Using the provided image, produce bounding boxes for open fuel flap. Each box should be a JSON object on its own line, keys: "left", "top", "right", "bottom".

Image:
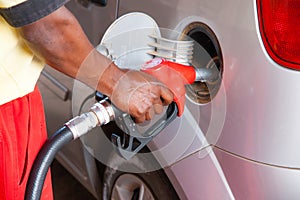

{"left": 97, "top": 12, "right": 194, "bottom": 68}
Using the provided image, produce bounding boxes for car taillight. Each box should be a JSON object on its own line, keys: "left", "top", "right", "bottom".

{"left": 257, "top": 0, "right": 300, "bottom": 70}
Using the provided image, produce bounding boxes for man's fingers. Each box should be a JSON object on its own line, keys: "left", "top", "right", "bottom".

{"left": 153, "top": 103, "right": 163, "bottom": 114}
{"left": 160, "top": 85, "right": 174, "bottom": 106}
{"left": 112, "top": 70, "right": 175, "bottom": 124}
{"left": 145, "top": 108, "right": 155, "bottom": 121}
{"left": 135, "top": 115, "right": 146, "bottom": 123}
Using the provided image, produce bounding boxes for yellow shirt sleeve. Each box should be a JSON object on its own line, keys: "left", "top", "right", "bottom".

{"left": 0, "top": 0, "right": 27, "bottom": 8}
{"left": 0, "top": 17, "right": 44, "bottom": 105}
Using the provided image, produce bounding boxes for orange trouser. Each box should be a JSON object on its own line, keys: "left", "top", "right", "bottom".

{"left": 0, "top": 87, "right": 53, "bottom": 200}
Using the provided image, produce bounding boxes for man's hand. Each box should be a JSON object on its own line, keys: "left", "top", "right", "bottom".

{"left": 111, "top": 70, "right": 173, "bottom": 123}
{"left": 96, "top": 62, "right": 173, "bottom": 123}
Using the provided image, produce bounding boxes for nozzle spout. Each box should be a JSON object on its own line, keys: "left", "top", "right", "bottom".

{"left": 194, "top": 67, "right": 221, "bottom": 84}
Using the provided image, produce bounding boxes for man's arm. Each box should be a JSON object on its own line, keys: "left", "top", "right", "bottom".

{"left": 18, "top": 6, "right": 120, "bottom": 96}
{"left": 18, "top": 6, "right": 173, "bottom": 122}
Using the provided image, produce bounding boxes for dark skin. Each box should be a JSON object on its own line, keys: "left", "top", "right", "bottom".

{"left": 18, "top": 6, "right": 173, "bottom": 123}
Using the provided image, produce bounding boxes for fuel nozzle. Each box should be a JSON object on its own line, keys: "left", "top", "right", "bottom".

{"left": 141, "top": 58, "right": 220, "bottom": 116}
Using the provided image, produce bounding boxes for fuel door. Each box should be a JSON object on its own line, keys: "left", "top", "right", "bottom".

{"left": 98, "top": 12, "right": 194, "bottom": 69}
{"left": 98, "top": 12, "right": 161, "bottom": 69}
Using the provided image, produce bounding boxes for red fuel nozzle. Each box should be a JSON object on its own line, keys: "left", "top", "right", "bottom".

{"left": 141, "top": 58, "right": 196, "bottom": 116}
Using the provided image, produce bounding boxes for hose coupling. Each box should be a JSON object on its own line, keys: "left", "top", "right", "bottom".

{"left": 66, "top": 100, "right": 115, "bottom": 140}
{"left": 90, "top": 100, "right": 115, "bottom": 126}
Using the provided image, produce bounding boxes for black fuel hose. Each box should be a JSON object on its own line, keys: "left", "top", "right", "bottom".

{"left": 25, "top": 126, "right": 74, "bottom": 200}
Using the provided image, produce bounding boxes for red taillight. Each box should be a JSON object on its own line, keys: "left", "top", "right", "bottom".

{"left": 257, "top": 0, "right": 300, "bottom": 70}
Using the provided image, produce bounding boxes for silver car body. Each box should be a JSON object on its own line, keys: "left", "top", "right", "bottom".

{"left": 38, "top": 0, "right": 300, "bottom": 199}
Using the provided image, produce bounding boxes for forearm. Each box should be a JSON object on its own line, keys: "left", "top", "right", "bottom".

{"left": 18, "top": 6, "right": 124, "bottom": 96}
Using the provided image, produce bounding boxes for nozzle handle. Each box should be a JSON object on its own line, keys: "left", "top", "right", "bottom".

{"left": 112, "top": 102, "right": 178, "bottom": 160}
{"left": 141, "top": 58, "right": 195, "bottom": 116}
